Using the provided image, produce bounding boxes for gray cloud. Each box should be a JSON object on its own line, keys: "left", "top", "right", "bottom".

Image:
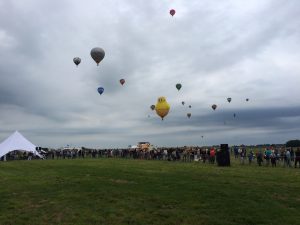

{"left": 0, "top": 0, "right": 299, "bottom": 147}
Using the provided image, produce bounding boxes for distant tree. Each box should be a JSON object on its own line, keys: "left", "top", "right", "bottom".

{"left": 286, "top": 140, "right": 300, "bottom": 147}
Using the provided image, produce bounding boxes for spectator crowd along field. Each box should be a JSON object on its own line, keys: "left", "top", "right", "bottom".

{"left": 2, "top": 145, "right": 300, "bottom": 168}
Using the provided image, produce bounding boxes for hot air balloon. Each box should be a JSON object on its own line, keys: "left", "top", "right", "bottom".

{"left": 90, "top": 47, "right": 105, "bottom": 66}
{"left": 97, "top": 87, "right": 104, "bottom": 95}
{"left": 155, "top": 97, "right": 170, "bottom": 120}
{"left": 233, "top": 113, "right": 236, "bottom": 118}
{"left": 182, "top": 101, "right": 185, "bottom": 105}
{"left": 150, "top": 105, "right": 155, "bottom": 111}
{"left": 73, "top": 57, "right": 81, "bottom": 67}
{"left": 170, "top": 9, "right": 176, "bottom": 16}
{"left": 212, "top": 104, "right": 217, "bottom": 110}
{"left": 189, "top": 105, "right": 192, "bottom": 108}
{"left": 120, "top": 79, "right": 125, "bottom": 86}
{"left": 227, "top": 97, "right": 231, "bottom": 103}
{"left": 176, "top": 83, "right": 182, "bottom": 91}
{"left": 246, "top": 98, "right": 249, "bottom": 102}
{"left": 187, "top": 113, "right": 191, "bottom": 118}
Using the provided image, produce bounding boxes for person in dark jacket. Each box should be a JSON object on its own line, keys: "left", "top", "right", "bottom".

{"left": 248, "top": 150, "right": 254, "bottom": 165}
{"left": 256, "top": 150, "right": 263, "bottom": 166}
{"left": 271, "top": 152, "right": 276, "bottom": 167}
{"left": 295, "top": 148, "right": 300, "bottom": 168}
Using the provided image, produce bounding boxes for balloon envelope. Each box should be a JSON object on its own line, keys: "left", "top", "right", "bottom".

{"left": 212, "top": 104, "right": 217, "bottom": 110}
{"left": 73, "top": 57, "right": 81, "bottom": 66}
{"left": 97, "top": 87, "right": 104, "bottom": 95}
{"left": 189, "top": 105, "right": 192, "bottom": 108}
{"left": 120, "top": 79, "right": 125, "bottom": 85}
{"left": 150, "top": 105, "right": 155, "bottom": 110}
{"left": 170, "top": 9, "right": 176, "bottom": 16}
{"left": 176, "top": 83, "right": 182, "bottom": 91}
{"left": 182, "top": 101, "right": 185, "bottom": 105}
{"left": 187, "top": 113, "right": 191, "bottom": 118}
{"left": 227, "top": 97, "right": 231, "bottom": 103}
{"left": 91, "top": 47, "right": 105, "bottom": 66}
{"left": 155, "top": 97, "right": 170, "bottom": 120}
{"left": 246, "top": 98, "right": 249, "bottom": 101}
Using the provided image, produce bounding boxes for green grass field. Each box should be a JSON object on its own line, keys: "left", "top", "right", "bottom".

{"left": 0, "top": 158, "right": 299, "bottom": 225}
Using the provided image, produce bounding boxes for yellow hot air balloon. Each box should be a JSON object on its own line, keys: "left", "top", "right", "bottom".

{"left": 155, "top": 96, "right": 170, "bottom": 120}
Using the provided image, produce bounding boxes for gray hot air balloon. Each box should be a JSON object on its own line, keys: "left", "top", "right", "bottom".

{"left": 90, "top": 47, "right": 105, "bottom": 66}
{"left": 73, "top": 57, "right": 81, "bottom": 67}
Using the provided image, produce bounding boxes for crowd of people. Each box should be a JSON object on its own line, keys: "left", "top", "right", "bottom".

{"left": 233, "top": 146, "right": 300, "bottom": 168}
{"left": 2, "top": 145, "right": 300, "bottom": 168}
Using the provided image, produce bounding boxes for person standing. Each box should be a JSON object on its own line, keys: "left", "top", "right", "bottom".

{"left": 285, "top": 149, "right": 291, "bottom": 167}
{"left": 271, "top": 152, "right": 277, "bottom": 167}
{"left": 295, "top": 148, "right": 300, "bottom": 168}
{"left": 205, "top": 149, "right": 210, "bottom": 163}
{"left": 265, "top": 148, "right": 272, "bottom": 166}
{"left": 240, "top": 148, "right": 246, "bottom": 165}
{"left": 210, "top": 148, "right": 216, "bottom": 164}
{"left": 248, "top": 150, "right": 254, "bottom": 165}
{"left": 28, "top": 152, "right": 33, "bottom": 160}
{"left": 234, "top": 146, "right": 239, "bottom": 159}
{"left": 291, "top": 148, "right": 295, "bottom": 162}
{"left": 201, "top": 149, "right": 206, "bottom": 163}
{"left": 256, "top": 150, "right": 263, "bottom": 166}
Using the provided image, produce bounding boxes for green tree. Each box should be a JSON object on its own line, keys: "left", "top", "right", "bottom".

{"left": 286, "top": 140, "right": 300, "bottom": 147}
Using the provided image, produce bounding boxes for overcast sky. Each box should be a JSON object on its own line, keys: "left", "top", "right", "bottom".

{"left": 0, "top": 0, "right": 299, "bottom": 148}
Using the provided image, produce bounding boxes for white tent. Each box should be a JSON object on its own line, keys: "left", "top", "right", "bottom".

{"left": 130, "top": 145, "right": 138, "bottom": 149}
{"left": 0, "top": 131, "right": 42, "bottom": 159}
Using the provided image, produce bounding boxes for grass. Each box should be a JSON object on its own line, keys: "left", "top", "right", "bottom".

{"left": 0, "top": 158, "right": 300, "bottom": 225}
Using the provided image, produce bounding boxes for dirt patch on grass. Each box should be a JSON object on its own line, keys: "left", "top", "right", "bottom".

{"left": 53, "top": 212, "right": 64, "bottom": 223}
{"left": 272, "top": 194, "right": 288, "bottom": 201}
{"left": 110, "top": 179, "right": 137, "bottom": 184}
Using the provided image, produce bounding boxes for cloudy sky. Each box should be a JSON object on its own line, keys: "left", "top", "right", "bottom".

{"left": 0, "top": 0, "right": 299, "bottom": 148}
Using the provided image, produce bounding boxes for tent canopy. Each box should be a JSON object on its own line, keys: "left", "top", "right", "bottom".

{"left": 0, "top": 131, "right": 42, "bottom": 158}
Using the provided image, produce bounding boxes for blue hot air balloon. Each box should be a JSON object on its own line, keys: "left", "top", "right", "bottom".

{"left": 97, "top": 87, "right": 104, "bottom": 95}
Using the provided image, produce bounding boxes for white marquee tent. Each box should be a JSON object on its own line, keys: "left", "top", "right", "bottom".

{"left": 0, "top": 131, "right": 42, "bottom": 159}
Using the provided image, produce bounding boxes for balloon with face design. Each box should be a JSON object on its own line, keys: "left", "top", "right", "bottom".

{"left": 155, "top": 97, "right": 170, "bottom": 120}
